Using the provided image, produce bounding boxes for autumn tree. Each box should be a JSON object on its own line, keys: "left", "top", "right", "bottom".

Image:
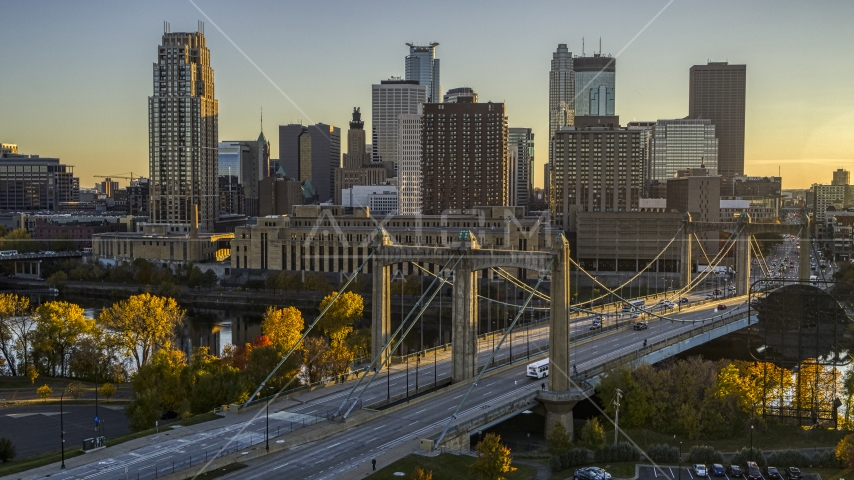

{"left": 411, "top": 466, "right": 433, "bottom": 480}
{"left": 32, "top": 301, "right": 95, "bottom": 376}
{"left": 26, "top": 365, "right": 38, "bottom": 384}
{"left": 64, "top": 381, "right": 86, "bottom": 400}
{"left": 318, "top": 291, "right": 364, "bottom": 342}
{"left": 37, "top": 384, "right": 52, "bottom": 402}
{"left": 0, "top": 293, "right": 30, "bottom": 376}
{"left": 261, "top": 306, "right": 304, "bottom": 350}
{"left": 579, "top": 417, "right": 606, "bottom": 451}
{"left": 181, "top": 347, "right": 251, "bottom": 414}
{"left": 99, "top": 382, "right": 117, "bottom": 399}
{"left": 98, "top": 293, "right": 185, "bottom": 369}
{"left": 470, "top": 433, "right": 516, "bottom": 480}
{"left": 303, "top": 272, "right": 332, "bottom": 292}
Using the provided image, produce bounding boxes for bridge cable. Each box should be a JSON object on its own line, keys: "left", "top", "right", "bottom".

{"left": 334, "top": 252, "right": 463, "bottom": 418}
{"left": 410, "top": 262, "right": 550, "bottom": 309}
{"left": 434, "top": 259, "right": 554, "bottom": 450}
{"left": 693, "top": 233, "right": 715, "bottom": 272}
{"left": 243, "top": 251, "right": 375, "bottom": 407}
{"left": 567, "top": 224, "right": 746, "bottom": 323}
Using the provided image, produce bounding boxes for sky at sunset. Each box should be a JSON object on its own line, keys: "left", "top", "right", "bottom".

{"left": 1, "top": 0, "right": 852, "bottom": 190}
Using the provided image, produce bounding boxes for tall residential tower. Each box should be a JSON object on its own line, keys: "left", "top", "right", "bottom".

{"left": 549, "top": 44, "right": 575, "bottom": 159}
{"left": 149, "top": 22, "right": 218, "bottom": 233}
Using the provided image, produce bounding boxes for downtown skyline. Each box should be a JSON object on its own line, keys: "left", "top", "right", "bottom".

{"left": 1, "top": 0, "right": 853, "bottom": 189}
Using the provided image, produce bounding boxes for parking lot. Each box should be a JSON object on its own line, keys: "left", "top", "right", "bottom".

{"left": 635, "top": 466, "right": 820, "bottom": 480}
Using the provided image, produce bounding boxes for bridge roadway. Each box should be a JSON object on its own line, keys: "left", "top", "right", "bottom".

{"left": 227, "top": 297, "right": 750, "bottom": 480}
{"left": 35, "top": 290, "right": 742, "bottom": 480}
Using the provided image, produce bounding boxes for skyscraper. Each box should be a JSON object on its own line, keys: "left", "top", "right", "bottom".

{"left": 648, "top": 119, "right": 718, "bottom": 184}
{"left": 334, "top": 108, "right": 388, "bottom": 205}
{"left": 574, "top": 55, "right": 615, "bottom": 117}
{"left": 689, "top": 61, "right": 746, "bottom": 181}
{"left": 508, "top": 128, "right": 535, "bottom": 208}
{"left": 421, "top": 101, "right": 508, "bottom": 215}
{"left": 149, "top": 22, "right": 218, "bottom": 233}
{"left": 832, "top": 168, "right": 850, "bottom": 186}
{"left": 550, "top": 117, "right": 644, "bottom": 230}
{"left": 549, "top": 44, "right": 575, "bottom": 156}
{"left": 278, "top": 123, "right": 340, "bottom": 203}
{"left": 218, "top": 132, "right": 269, "bottom": 216}
{"left": 398, "top": 107, "right": 422, "bottom": 215}
{"left": 371, "top": 79, "right": 427, "bottom": 167}
{"left": 405, "top": 43, "right": 441, "bottom": 103}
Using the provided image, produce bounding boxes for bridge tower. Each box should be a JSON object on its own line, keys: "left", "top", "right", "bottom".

{"left": 538, "top": 233, "right": 588, "bottom": 440}
{"left": 451, "top": 232, "right": 481, "bottom": 382}
{"left": 735, "top": 213, "right": 751, "bottom": 296}
{"left": 680, "top": 213, "right": 692, "bottom": 289}
{"left": 371, "top": 230, "right": 394, "bottom": 365}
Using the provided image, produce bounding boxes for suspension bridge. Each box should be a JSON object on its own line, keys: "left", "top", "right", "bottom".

{"left": 46, "top": 214, "right": 816, "bottom": 480}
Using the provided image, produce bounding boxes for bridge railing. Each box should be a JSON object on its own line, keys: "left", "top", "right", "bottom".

{"left": 578, "top": 309, "right": 752, "bottom": 381}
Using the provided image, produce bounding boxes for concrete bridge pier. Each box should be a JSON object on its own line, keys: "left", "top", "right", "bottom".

{"left": 451, "top": 260, "right": 479, "bottom": 382}
{"left": 540, "top": 234, "right": 590, "bottom": 439}
{"left": 14, "top": 260, "right": 41, "bottom": 279}
{"left": 371, "top": 231, "right": 393, "bottom": 364}
{"left": 680, "top": 214, "right": 692, "bottom": 290}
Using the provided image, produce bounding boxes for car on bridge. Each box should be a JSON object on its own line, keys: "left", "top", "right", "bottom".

{"left": 632, "top": 322, "right": 648, "bottom": 331}
{"left": 679, "top": 297, "right": 689, "bottom": 303}
{"left": 717, "top": 304, "right": 727, "bottom": 310}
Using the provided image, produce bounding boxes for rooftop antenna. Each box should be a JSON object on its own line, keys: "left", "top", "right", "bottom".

{"left": 198, "top": 20, "right": 204, "bottom": 34}
{"left": 599, "top": 37, "right": 602, "bottom": 55}
{"left": 261, "top": 107, "right": 263, "bottom": 134}
{"left": 582, "top": 37, "right": 585, "bottom": 56}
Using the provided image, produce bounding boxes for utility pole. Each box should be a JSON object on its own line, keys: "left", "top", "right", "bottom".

{"left": 613, "top": 388, "right": 623, "bottom": 445}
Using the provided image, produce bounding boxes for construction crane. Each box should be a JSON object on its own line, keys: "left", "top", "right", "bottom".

{"left": 93, "top": 172, "right": 141, "bottom": 184}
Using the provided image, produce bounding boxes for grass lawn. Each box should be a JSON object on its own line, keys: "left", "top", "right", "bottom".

{"left": 367, "top": 453, "right": 537, "bottom": 479}
{"left": 546, "top": 461, "right": 638, "bottom": 480}
{"left": 192, "top": 462, "right": 247, "bottom": 479}
{"left": 620, "top": 425, "right": 848, "bottom": 452}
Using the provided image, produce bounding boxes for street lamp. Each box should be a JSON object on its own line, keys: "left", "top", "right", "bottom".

{"left": 678, "top": 440, "right": 682, "bottom": 480}
{"left": 60, "top": 391, "right": 66, "bottom": 469}
{"left": 265, "top": 386, "right": 273, "bottom": 452}
{"left": 750, "top": 424, "right": 754, "bottom": 455}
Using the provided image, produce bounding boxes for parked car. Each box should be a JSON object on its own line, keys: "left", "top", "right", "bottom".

{"left": 764, "top": 467, "right": 782, "bottom": 480}
{"left": 746, "top": 461, "right": 762, "bottom": 480}
{"left": 574, "top": 467, "right": 611, "bottom": 480}
{"left": 694, "top": 465, "right": 707, "bottom": 477}
{"left": 717, "top": 304, "right": 727, "bottom": 310}
{"left": 632, "top": 322, "right": 648, "bottom": 331}
{"left": 711, "top": 464, "right": 726, "bottom": 477}
{"left": 727, "top": 465, "right": 744, "bottom": 478}
{"left": 785, "top": 467, "right": 802, "bottom": 480}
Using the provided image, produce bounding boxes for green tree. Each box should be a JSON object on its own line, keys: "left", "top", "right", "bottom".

{"left": 126, "top": 348, "right": 188, "bottom": 430}
{"left": 98, "top": 293, "right": 185, "bottom": 369}
{"left": 182, "top": 347, "right": 251, "bottom": 414}
{"left": 547, "top": 421, "right": 573, "bottom": 457}
{"left": 0, "top": 437, "right": 16, "bottom": 462}
{"left": 32, "top": 301, "right": 95, "bottom": 376}
{"left": 470, "top": 432, "right": 516, "bottom": 480}
{"left": 0, "top": 293, "right": 30, "bottom": 376}
{"left": 317, "top": 291, "right": 364, "bottom": 342}
{"left": 266, "top": 272, "right": 286, "bottom": 292}
{"left": 261, "top": 306, "right": 304, "bottom": 350}
{"left": 47, "top": 270, "right": 68, "bottom": 289}
{"left": 303, "top": 272, "right": 332, "bottom": 292}
{"left": 579, "top": 417, "right": 606, "bottom": 451}
{"left": 1, "top": 228, "right": 37, "bottom": 252}
{"left": 99, "top": 382, "right": 117, "bottom": 399}
{"left": 37, "top": 383, "right": 53, "bottom": 402}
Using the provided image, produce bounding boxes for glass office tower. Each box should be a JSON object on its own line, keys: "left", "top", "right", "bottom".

{"left": 405, "top": 43, "right": 441, "bottom": 103}
{"left": 574, "top": 55, "right": 615, "bottom": 116}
